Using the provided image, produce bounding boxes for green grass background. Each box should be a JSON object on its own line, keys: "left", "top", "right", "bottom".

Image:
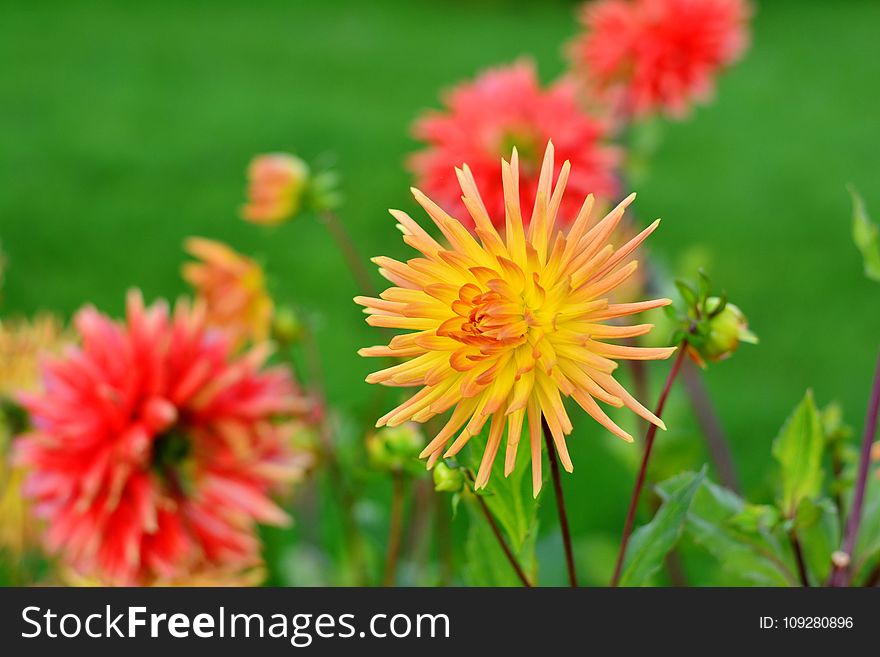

{"left": 1, "top": 0, "right": 879, "bottom": 585}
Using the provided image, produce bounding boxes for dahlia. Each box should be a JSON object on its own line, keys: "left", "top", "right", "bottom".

{"left": 182, "top": 237, "right": 273, "bottom": 347}
{"left": 241, "top": 153, "right": 310, "bottom": 226}
{"left": 409, "top": 60, "right": 619, "bottom": 230}
{"left": 0, "top": 314, "right": 68, "bottom": 556}
{"left": 569, "top": 0, "right": 750, "bottom": 117}
{"left": 15, "top": 291, "right": 310, "bottom": 585}
{"left": 358, "top": 142, "right": 674, "bottom": 495}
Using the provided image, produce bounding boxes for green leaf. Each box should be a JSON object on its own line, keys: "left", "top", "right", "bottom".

{"left": 697, "top": 270, "right": 711, "bottom": 306}
{"left": 850, "top": 186, "right": 880, "bottom": 282}
{"left": 462, "top": 435, "right": 540, "bottom": 586}
{"left": 728, "top": 504, "right": 781, "bottom": 533}
{"left": 675, "top": 280, "right": 698, "bottom": 308}
{"left": 463, "top": 500, "right": 534, "bottom": 587}
{"left": 771, "top": 390, "right": 824, "bottom": 517}
{"left": 795, "top": 497, "right": 839, "bottom": 583}
{"left": 467, "top": 437, "right": 540, "bottom": 555}
{"left": 853, "top": 480, "right": 880, "bottom": 582}
{"left": 657, "top": 476, "right": 793, "bottom": 586}
{"left": 619, "top": 469, "right": 705, "bottom": 587}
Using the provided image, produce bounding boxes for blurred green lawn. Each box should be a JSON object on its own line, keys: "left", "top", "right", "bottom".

{"left": 1, "top": 0, "right": 879, "bottom": 585}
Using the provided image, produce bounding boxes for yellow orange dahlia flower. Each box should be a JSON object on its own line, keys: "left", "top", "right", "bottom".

{"left": 356, "top": 142, "right": 674, "bottom": 495}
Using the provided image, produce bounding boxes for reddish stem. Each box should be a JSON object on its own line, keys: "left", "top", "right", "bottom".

{"left": 830, "top": 349, "right": 880, "bottom": 587}
{"left": 319, "top": 209, "right": 378, "bottom": 298}
{"left": 383, "top": 471, "right": 407, "bottom": 586}
{"left": 543, "top": 417, "right": 578, "bottom": 587}
{"left": 681, "top": 361, "right": 741, "bottom": 493}
{"left": 611, "top": 345, "right": 688, "bottom": 587}
{"left": 474, "top": 492, "right": 533, "bottom": 587}
{"left": 789, "top": 530, "right": 811, "bottom": 587}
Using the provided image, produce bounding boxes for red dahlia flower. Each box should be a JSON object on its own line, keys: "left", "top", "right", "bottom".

{"left": 15, "top": 291, "right": 311, "bottom": 585}
{"left": 569, "top": 0, "right": 750, "bottom": 118}
{"left": 409, "top": 60, "right": 619, "bottom": 230}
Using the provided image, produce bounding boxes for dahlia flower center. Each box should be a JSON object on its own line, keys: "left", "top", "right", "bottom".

{"left": 446, "top": 280, "right": 553, "bottom": 354}
{"left": 0, "top": 396, "right": 29, "bottom": 439}
{"left": 151, "top": 430, "right": 194, "bottom": 496}
{"left": 498, "top": 129, "right": 541, "bottom": 172}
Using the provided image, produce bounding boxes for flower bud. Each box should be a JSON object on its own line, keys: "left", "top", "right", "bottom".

{"left": 271, "top": 306, "right": 304, "bottom": 346}
{"left": 432, "top": 461, "right": 465, "bottom": 493}
{"left": 366, "top": 423, "right": 423, "bottom": 474}
{"left": 696, "top": 297, "right": 757, "bottom": 363}
{"left": 241, "top": 153, "right": 310, "bottom": 226}
{"left": 831, "top": 550, "right": 851, "bottom": 569}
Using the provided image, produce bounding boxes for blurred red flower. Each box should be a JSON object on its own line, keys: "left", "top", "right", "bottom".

{"left": 15, "top": 291, "right": 311, "bottom": 585}
{"left": 569, "top": 0, "right": 750, "bottom": 118}
{"left": 409, "top": 60, "right": 619, "bottom": 230}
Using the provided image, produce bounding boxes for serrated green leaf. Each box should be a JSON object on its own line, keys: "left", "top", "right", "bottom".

{"left": 462, "top": 434, "right": 540, "bottom": 586}
{"left": 466, "top": 436, "right": 540, "bottom": 555}
{"left": 850, "top": 186, "right": 880, "bottom": 282}
{"left": 657, "top": 476, "right": 794, "bottom": 586}
{"left": 619, "top": 469, "right": 705, "bottom": 587}
{"left": 463, "top": 499, "right": 534, "bottom": 587}
{"left": 772, "top": 390, "right": 824, "bottom": 517}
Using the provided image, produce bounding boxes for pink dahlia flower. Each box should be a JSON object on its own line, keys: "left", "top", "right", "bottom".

{"left": 569, "top": 0, "right": 750, "bottom": 118}
{"left": 15, "top": 290, "right": 311, "bottom": 585}
{"left": 409, "top": 60, "right": 619, "bottom": 229}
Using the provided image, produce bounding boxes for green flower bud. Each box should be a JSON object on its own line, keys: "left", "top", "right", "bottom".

{"left": 696, "top": 298, "right": 757, "bottom": 363}
{"left": 271, "top": 306, "right": 304, "bottom": 345}
{"left": 432, "top": 461, "right": 465, "bottom": 493}
{"left": 366, "top": 423, "right": 423, "bottom": 473}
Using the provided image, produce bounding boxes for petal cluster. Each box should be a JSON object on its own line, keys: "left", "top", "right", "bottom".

{"left": 182, "top": 237, "right": 274, "bottom": 347}
{"left": 358, "top": 143, "right": 674, "bottom": 495}
{"left": 409, "top": 60, "right": 619, "bottom": 230}
{"left": 15, "top": 291, "right": 311, "bottom": 585}
{"left": 569, "top": 0, "right": 750, "bottom": 117}
{"left": 241, "top": 153, "right": 310, "bottom": 226}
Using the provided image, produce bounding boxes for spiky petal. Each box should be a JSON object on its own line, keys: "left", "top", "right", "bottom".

{"left": 409, "top": 60, "right": 619, "bottom": 230}
{"left": 358, "top": 142, "right": 674, "bottom": 495}
{"left": 569, "top": 0, "right": 751, "bottom": 118}
{"left": 15, "top": 290, "right": 311, "bottom": 585}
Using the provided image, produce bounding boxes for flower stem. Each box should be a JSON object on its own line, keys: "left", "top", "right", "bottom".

{"left": 299, "top": 320, "right": 368, "bottom": 585}
{"left": 474, "top": 491, "right": 533, "bottom": 587}
{"left": 542, "top": 417, "right": 578, "bottom": 587}
{"left": 383, "top": 470, "right": 407, "bottom": 586}
{"left": 681, "top": 360, "right": 741, "bottom": 493}
{"left": 436, "top": 489, "right": 454, "bottom": 586}
{"left": 829, "top": 349, "right": 880, "bottom": 587}
{"left": 319, "top": 209, "right": 378, "bottom": 298}
{"left": 789, "top": 530, "right": 811, "bottom": 587}
{"left": 611, "top": 344, "right": 688, "bottom": 587}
